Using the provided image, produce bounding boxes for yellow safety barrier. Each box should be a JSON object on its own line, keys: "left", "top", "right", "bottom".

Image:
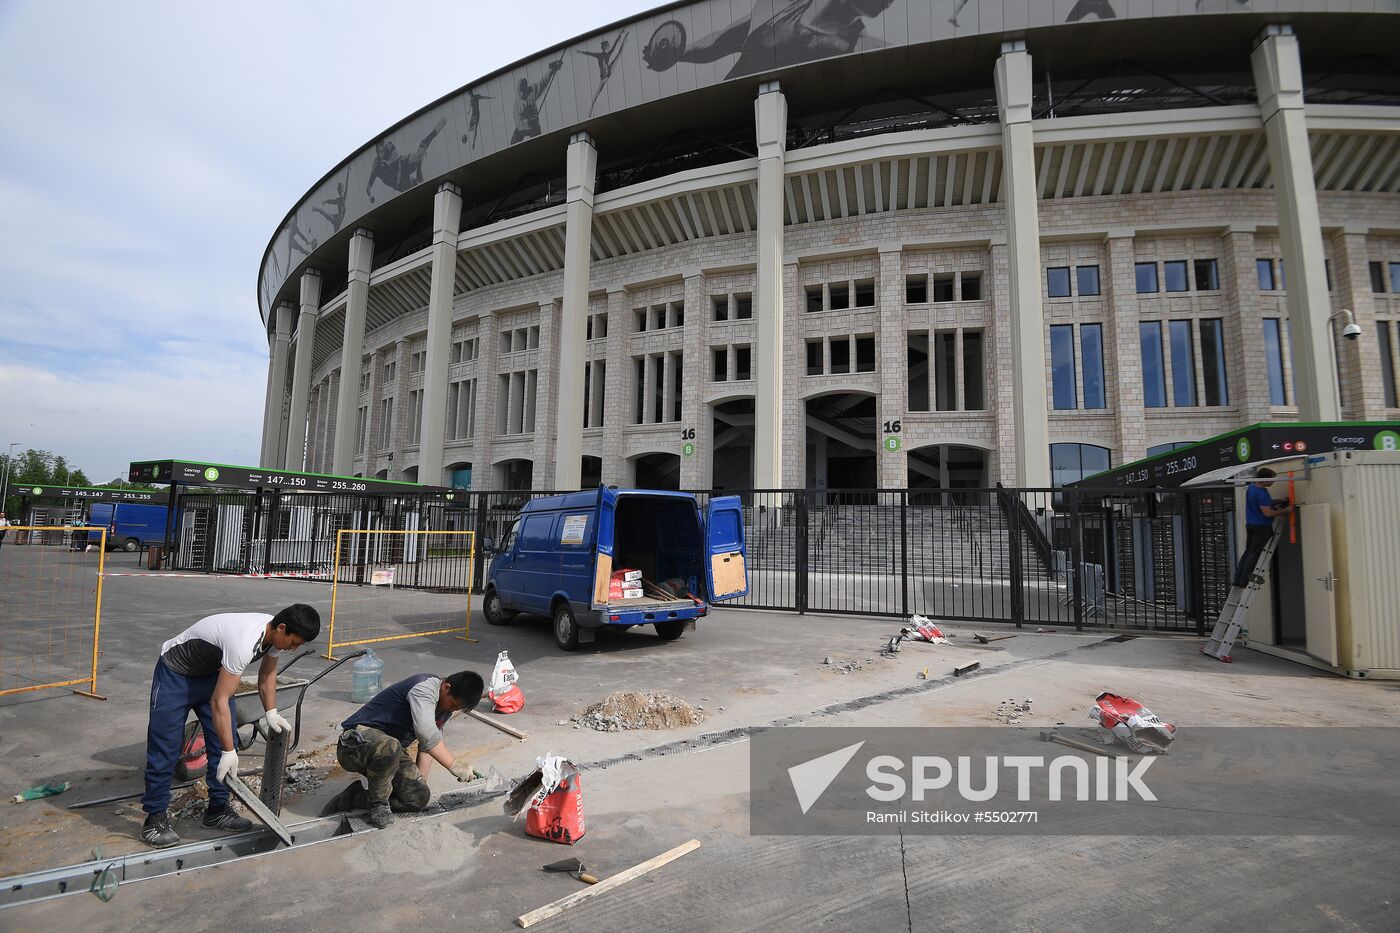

{"left": 324, "top": 529, "right": 475, "bottom": 659}
{"left": 0, "top": 526, "right": 107, "bottom": 700}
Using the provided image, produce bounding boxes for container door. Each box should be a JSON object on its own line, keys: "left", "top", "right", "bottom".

{"left": 591, "top": 487, "right": 619, "bottom": 610}
{"left": 1300, "top": 504, "right": 1339, "bottom": 667}
{"left": 704, "top": 495, "right": 748, "bottom": 601}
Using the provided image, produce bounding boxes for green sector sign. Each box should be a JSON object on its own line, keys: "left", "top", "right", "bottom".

{"left": 884, "top": 436, "right": 901, "bottom": 452}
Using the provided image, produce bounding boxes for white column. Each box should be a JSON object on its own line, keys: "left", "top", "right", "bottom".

{"left": 284, "top": 269, "right": 321, "bottom": 470}
{"left": 261, "top": 301, "right": 294, "bottom": 468}
{"left": 554, "top": 133, "right": 597, "bottom": 489}
{"left": 417, "top": 183, "right": 464, "bottom": 485}
{"left": 1253, "top": 25, "right": 1338, "bottom": 421}
{"left": 754, "top": 82, "right": 787, "bottom": 489}
{"left": 333, "top": 229, "right": 374, "bottom": 475}
{"left": 995, "top": 42, "right": 1051, "bottom": 487}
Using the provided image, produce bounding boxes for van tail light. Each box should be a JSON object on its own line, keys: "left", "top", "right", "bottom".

{"left": 699, "top": 606, "right": 708, "bottom": 617}
{"left": 609, "top": 614, "right": 620, "bottom": 621}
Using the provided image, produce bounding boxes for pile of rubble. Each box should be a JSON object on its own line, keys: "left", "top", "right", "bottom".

{"left": 822, "top": 656, "right": 875, "bottom": 674}
{"left": 994, "top": 698, "right": 1033, "bottom": 724}
{"left": 573, "top": 691, "right": 706, "bottom": 731}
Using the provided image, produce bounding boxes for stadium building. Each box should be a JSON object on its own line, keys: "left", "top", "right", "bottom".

{"left": 257, "top": 0, "right": 1400, "bottom": 493}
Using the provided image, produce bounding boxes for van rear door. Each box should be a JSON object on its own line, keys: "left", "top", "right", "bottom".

{"left": 704, "top": 495, "right": 748, "bottom": 601}
{"left": 590, "top": 487, "right": 618, "bottom": 610}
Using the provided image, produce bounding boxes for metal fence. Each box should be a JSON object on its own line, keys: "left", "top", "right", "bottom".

{"left": 162, "top": 484, "right": 1236, "bottom": 633}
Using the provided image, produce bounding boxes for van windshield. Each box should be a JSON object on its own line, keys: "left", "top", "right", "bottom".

{"left": 613, "top": 496, "right": 702, "bottom": 599}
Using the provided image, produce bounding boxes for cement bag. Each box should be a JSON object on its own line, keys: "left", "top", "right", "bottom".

{"left": 513, "top": 753, "right": 586, "bottom": 845}
{"left": 905, "top": 614, "right": 949, "bottom": 644}
{"left": 489, "top": 650, "right": 524, "bottom": 714}
{"left": 1090, "top": 691, "right": 1175, "bottom": 754}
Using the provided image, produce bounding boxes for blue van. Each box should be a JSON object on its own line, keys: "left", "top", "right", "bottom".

{"left": 482, "top": 487, "right": 748, "bottom": 651}
{"left": 87, "top": 502, "right": 174, "bottom": 551}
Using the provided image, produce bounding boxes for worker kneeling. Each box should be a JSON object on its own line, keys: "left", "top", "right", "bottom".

{"left": 322, "top": 671, "right": 484, "bottom": 828}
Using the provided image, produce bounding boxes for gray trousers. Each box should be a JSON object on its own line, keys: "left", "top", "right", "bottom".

{"left": 336, "top": 726, "right": 430, "bottom": 811}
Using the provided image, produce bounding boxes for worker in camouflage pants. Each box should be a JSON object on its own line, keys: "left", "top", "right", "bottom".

{"left": 321, "top": 671, "right": 484, "bottom": 828}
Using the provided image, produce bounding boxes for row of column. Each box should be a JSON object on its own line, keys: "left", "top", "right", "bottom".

{"left": 261, "top": 25, "right": 1342, "bottom": 487}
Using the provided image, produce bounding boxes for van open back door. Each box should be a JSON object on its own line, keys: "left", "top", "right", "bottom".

{"left": 705, "top": 495, "right": 748, "bottom": 600}
{"left": 590, "top": 486, "right": 619, "bottom": 610}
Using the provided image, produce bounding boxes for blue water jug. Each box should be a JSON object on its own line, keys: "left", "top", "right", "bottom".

{"left": 351, "top": 649, "right": 385, "bottom": 703}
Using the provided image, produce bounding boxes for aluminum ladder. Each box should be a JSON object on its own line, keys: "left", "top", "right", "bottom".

{"left": 1202, "top": 522, "right": 1282, "bottom": 663}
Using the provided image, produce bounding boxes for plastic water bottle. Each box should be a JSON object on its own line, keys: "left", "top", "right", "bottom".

{"left": 351, "top": 649, "right": 384, "bottom": 703}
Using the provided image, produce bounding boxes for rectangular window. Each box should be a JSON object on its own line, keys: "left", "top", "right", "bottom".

{"left": 652, "top": 306, "right": 667, "bottom": 331}
{"left": 1077, "top": 265, "right": 1101, "bottom": 297}
{"left": 806, "top": 285, "right": 824, "bottom": 313}
{"left": 634, "top": 309, "right": 647, "bottom": 332}
{"left": 907, "top": 332, "right": 930, "bottom": 412}
{"left": 1369, "top": 261, "right": 1386, "bottom": 293}
{"left": 1140, "top": 322, "right": 1167, "bottom": 408}
{"left": 906, "top": 275, "right": 928, "bottom": 303}
{"left": 409, "top": 350, "right": 426, "bottom": 375}
{"left": 451, "top": 341, "right": 465, "bottom": 364}
{"left": 1168, "top": 320, "right": 1197, "bottom": 406}
{"left": 854, "top": 279, "right": 875, "bottom": 308}
{"left": 359, "top": 371, "right": 371, "bottom": 394}
{"left": 962, "top": 329, "right": 985, "bottom": 410}
{"left": 1263, "top": 319, "right": 1287, "bottom": 405}
{"left": 1324, "top": 259, "right": 1333, "bottom": 292}
{"left": 735, "top": 346, "right": 752, "bottom": 381}
{"left": 935, "top": 331, "right": 957, "bottom": 411}
{"left": 855, "top": 335, "right": 875, "bottom": 373}
{"left": 383, "top": 360, "right": 397, "bottom": 382}
{"left": 672, "top": 303, "right": 685, "bottom": 328}
{"left": 355, "top": 406, "right": 368, "bottom": 451}
{"left": 1192, "top": 258, "right": 1219, "bottom": 291}
{"left": 712, "top": 347, "right": 728, "bottom": 382}
{"left": 652, "top": 354, "right": 665, "bottom": 423}
{"left": 806, "top": 339, "right": 823, "bottom": 376}
{"left": 1199, "top": 319, "right": 1228, "bottom": 407}
{"left": 378, "top": 397, "right": 394, "bottom": 449}
{"left": 407, "top": 389, "right": 424, "bottom": 444}
{"left": 1380, "top": 321, "right": 1398, "bottom": 409}
{"left": 581, "top": 362, "right": 592, "bottom": 430}
{"left": 672, "top": 353, "right": 684, "bottom": 423}
{"left": 1257, "top": 259, "right": 1276, "bottom": 291}
{"left": 500, "top": 331, "right": 513, "bottom": 353}
{"left": 713, "top": 296, "right": 729, "bottom": 321}
{"left": 735, "top": 293, "right": 752, "bottom": 319}
{"left": 1080, "top": 324, "right": 1106, "bottom": 410}
{"left": 829, "top": 282, "right": 850, "bottom": 310}
{"left": 1050, "top": 325, "right": 1077, "bottom": 409}
{"left": 830, "top": 337, "right": 851, "bottom": 375}
{"left": 961, "top": 272, "right": 983, "bottom": 301}
{"left": 634, "top": 357, "right": 646, "bottom": 422}
{"left": 932, "top": 273, "right": 955, "bottom": 303}
{"left": 1163, "top": 260, "right": 1189, "bottom": 293}
{"left": 590, "top": 315, "right": 607, "bottom": 340}
{"left": 1135, "top": 262, "right": 1159, "bottom": 294}
{"left": 1391, "top": 262, "right": 1400, "bottom": 295}
{"left": 1047, "top": 267, "right": 1072, "bottom": 298}
{"left": 524, "top": 369, "right": 537, "bottom": 433}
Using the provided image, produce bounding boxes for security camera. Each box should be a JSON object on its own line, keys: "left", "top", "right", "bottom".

{"left": 1342, "top": 322, "right": 1362, "bottom": 341}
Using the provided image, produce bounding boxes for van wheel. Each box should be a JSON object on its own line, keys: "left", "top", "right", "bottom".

{"left": 122, "top": 538, "right": 140, "bottom": 552}
{"left": 483, "top": 589, "right": 513, "bottom": 626}
{"left": 655, "top": 621, "right": 686, "bottom": 641}
{"left": 554, "top": 604, "right": 580, "bottom": 652}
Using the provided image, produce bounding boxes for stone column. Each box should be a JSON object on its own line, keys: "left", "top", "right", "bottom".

{"left": 876, "top": 245, "right": 908, "bottom": 488}
{"left": 416, "top": 184, "right": 464, "bottom": 486}
{"left": 994, "top": 41, "right": 1051, "bottom": 486}
{"left": 1220, "top": 228, "right": 1274, "bottom": 423}
{"left": 333, "top": 229, "right": 374, "bottom": 475}
{"left": 553, "top": 133, "right": 597, "bottom": 490}
{"left": 680, "top": 271, "right": 707, "bottom": 488}
{"left": 472, "top": 308, "right": 498, "bottom": 487}
{"left": 754, "top": 82, "right": 787, "bottom": 489}
{"left": 601, "top": 289, "right": 629, "bottom": 484}
{"left": 536, "top": 299, "right": 561, "bottom": 488}
{"left": 284, "top": 269, "right": 321, "bottom": 470}
{"left": 1330, "top": 228, "right": 1385, "bottom": 419}
{"left": 1105, "top": 234, "right": 1147, "bottom": 464}
{"left": 1252, "top": 25, "right": 1338, "bottom": 421}
{"left": 261, "top": 301, "right": 294, "bottom": 468}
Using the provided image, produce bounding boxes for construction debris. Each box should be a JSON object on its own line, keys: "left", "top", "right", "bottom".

{"left": 1090, "top": 692, "right": 1176, "bottom": 754}
{"left": 573, "top": 692, "right": 704, "bottom": 731}
{"left": 994, "top": 698, "right": 1032, "bottom": 724}
{"left": 821, "top": 657, "right": 874, "bottom": 674}
{"left": 11, "top": 783, "right": 70, "bottom": 804}
{"left": 953, "top": 662, "right": 981, "bottom": 677}
{"left": 973, "top": 633, "right": 1017, "bottom": 645}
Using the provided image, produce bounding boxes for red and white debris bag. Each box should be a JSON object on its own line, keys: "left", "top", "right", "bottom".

{"left": 524, "top": 754, "right": 585, "bottom": 845}
{"left": 1090, "top": 691, "right": 1176, "bottom": 754}
{"left": 905, "top": 614, "right": 949, "bottom": 644}
{"left": 609, "top": 568, "right": 643, "bottom": 600}
{"left": 489, "top": 650, "right": 524, "bottom": 714}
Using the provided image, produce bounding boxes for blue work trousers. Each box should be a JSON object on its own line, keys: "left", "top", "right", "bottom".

{"left": 142, "top": 659, "right": 237, "bottom": 814}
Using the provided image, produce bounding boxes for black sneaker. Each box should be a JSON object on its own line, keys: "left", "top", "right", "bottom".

{"left": 367, "top": 801, "right": 395, "bottom": 829}
{"left": 142, "top": 812, "right": 181, "bottom": 849}
{"left": 202, "top": 805, "right": 254, "bottom": 832}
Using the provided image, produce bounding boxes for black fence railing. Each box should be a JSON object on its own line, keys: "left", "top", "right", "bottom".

{"left": 163, "top": 485, "right": 1235, "bottom": 633}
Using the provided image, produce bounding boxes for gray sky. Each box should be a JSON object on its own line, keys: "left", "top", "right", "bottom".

{"left": 0, "top": 0, "right": 653, "bottom": 483}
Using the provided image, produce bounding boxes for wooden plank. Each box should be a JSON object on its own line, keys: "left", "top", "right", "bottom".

{"left": 516, "top": 839, "right": 702, "bottom": 928}
{"left": 468, "top": 708, "right": 528, "bottom": 741}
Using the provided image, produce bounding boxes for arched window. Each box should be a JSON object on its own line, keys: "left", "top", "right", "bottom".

{"left": 1049, "top": 443, "right": 1112, "bottom": 487}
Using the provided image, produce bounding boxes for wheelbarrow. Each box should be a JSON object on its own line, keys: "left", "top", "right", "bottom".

{"left": 174, "top": 648, "right": 367, "bottom": 780}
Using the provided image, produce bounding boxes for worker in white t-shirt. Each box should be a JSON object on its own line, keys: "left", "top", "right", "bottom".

{"left": 140, "top": 605, "right": 320, "bottom": 848}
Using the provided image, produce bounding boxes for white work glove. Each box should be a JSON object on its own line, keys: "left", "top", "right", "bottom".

{"left": 448, "top": 760, "right": 476, "bottom": 783}
{"left": 261, "top": 707, "right": 291, "bottom": 734}
{"left": 215, "top": 749, "right": 240, "bottom": 783}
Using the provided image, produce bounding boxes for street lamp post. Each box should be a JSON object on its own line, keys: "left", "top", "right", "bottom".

{"left": 1, "top": 442, "right": 20, "bottom": 517}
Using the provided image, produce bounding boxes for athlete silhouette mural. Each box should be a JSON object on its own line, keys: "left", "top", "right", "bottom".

{"left": 366, "top": 117, "right": 447, "bottom": 204}
{"left": 642, "top": 0, "right": 896, "bottom": 80}
{"left": 458, "top": 90, "right": 493, "bottom": 150}
{"left": 311, "top": 170, "right": 350, "bottom": 232}
{"left": 578, "top": 31, "right": 628, "bottom": 116}
{"left": 512, "top": 59, "right": 563, "bottom": 144}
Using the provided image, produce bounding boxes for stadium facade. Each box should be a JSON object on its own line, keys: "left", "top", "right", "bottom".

{"left": 257, "top": 0, "right": 1400, "bottom": 493}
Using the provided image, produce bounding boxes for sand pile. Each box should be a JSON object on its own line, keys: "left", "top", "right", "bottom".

{"left": 574, "top": 691, "right": 705, "bottom": 731}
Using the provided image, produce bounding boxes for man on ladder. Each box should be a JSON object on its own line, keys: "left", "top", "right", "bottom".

{"left": 1205, "top": 467, "right": 1298, "bottom": 662}
{"left": 1233, "top": 468, "right": 1295, "bottom": 587}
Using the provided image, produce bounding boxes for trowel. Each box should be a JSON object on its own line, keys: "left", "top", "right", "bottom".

{"left": 542, "top": 857, "right": 599, "bottom": 885}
